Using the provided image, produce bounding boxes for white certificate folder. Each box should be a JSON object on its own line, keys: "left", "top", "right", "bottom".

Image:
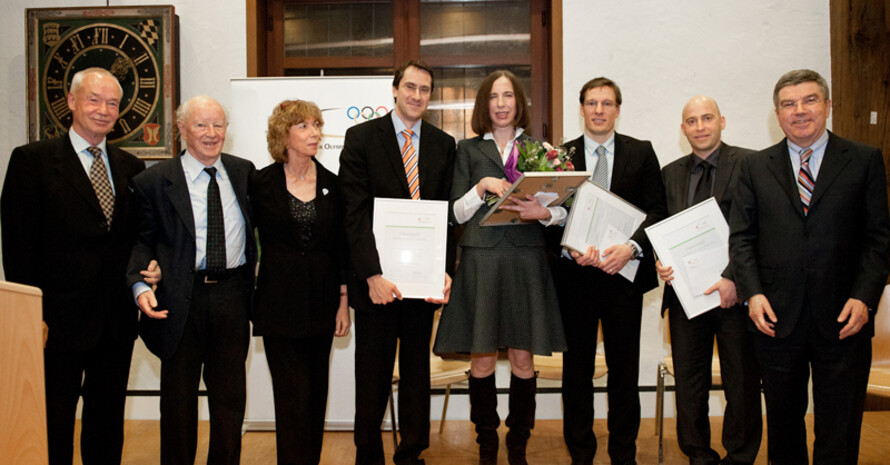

{"left": 372, "top": 198, "right": 448, "bottom": 300}
{"left": 644, "top": 198, "right": 729, "bottom": 319}
{"left": 561, "top": 181, "right": 647, "bottom": 282}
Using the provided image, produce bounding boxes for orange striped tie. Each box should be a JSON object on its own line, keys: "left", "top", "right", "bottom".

{"left": 401, "top": 129, "right": 420, "bottom": 200}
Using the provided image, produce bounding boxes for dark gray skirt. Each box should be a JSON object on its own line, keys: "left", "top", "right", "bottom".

{"left": 433, "top": 245, "right": 567, "bottom": 356}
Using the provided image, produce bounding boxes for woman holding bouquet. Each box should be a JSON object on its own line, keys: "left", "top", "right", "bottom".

{"left": 434, "top": 70, "right": 567, "bottom": 465}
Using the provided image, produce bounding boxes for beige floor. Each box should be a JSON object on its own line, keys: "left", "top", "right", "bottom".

{"left": 73, "top": 412, "right": 890, "bottom": 464}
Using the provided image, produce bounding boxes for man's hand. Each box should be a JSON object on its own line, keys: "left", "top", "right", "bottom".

{"left": 704, "top": 278, "right": 738, "bottom": 308}
{"left": 571, "top": 246, "right": 601, "bottom": 267}
{"left": 747, "top": 293, "right": 776, "bottom": 336}
{"left": 136, "top": 290, "right": 169, "bottom": 319}
{"left": 838, "top": 298, "right": 869, "bottom": 340}
{"left": 655, "top": 259, "right": 674, "bottom": 285}
{"left": 597, "top": 244, "right": 633, "bottom": 275}
{"left": 334, "top": 305, "right": 351, "bottom": 337}
{"left": 141, "top": 259, "right": 162, "bottom": 291}
{"left": 367, "top": 274, "right": 401, "bottom": 305}
{"left": 499, "top": 194, "right": 552, "bottom": 221}
{"left": 425, "top": 273, "right": 452, "bottom": 305}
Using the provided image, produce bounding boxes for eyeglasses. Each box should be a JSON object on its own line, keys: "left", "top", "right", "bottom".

{"left": 402, "top": 83, "right": 431, "bottom": 95}
{"left": 778, "top": 96, "right": 823, "bottom": 112}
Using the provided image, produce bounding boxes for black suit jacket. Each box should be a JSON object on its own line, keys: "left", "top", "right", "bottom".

{"left": 553, "top": 133, "right": 667, "bottom": 293}
{"left": 338, "top": 112, "right": 456, "bottom": 312}
{"left": 1, "top": 135, "right": 145, "bottom": 351}
{"left": 729, "top": 132, "right": 890, "bottom": 339}
{"left": 660, "top": 142, "right": 752, "bottom": 315}
{"left": 250, "top": 159, "right": 346, "bottom": 338}
{"left": 126, "top": 153, "right": 257, "bottom": 359}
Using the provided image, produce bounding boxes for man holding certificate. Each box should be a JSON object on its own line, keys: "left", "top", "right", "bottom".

{"left": 339, "top": 60, "right": 456, "bottom": 465}
{"left": 553, "top": 77, "right": 667, "bottom": 465}
{"left": 656, "top": 96, "right": 761, "bottom": 465}
{"left": 730, "top": 69, "right": 890, "bottom": 464}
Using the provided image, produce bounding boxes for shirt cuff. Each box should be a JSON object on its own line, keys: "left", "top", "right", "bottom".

{"left": 539, "top": 206, "right": 567, "bottom": 226}
{"left": 453, "top": 186, "right": 485, "bottom": 224}
{"left": 132, "top": 282, "right": 151, "bottom": 305}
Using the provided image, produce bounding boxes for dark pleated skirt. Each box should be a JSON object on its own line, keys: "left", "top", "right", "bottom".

{"left": 433, "top": 244, "right": 567, "bottom": 356}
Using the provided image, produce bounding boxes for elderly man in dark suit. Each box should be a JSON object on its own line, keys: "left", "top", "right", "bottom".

{"left": 127, "top": 95, "right": 257, "bottom": 465}
{"left": 730, "top": 69, "right": 890, "bottom": 465}
{"left": 656, "top": 96, "right": 761, "bottom": 465}
{"left": 1, "top": 67, "right": 147, "bottom": 465}
{"left": 553, "top": 77, "right": 667, "bottom": 465}
{"left": 338, "top": 60, "right": 456, "bottom": 465}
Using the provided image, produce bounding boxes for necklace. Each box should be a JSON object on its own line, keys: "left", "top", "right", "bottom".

{"left": 285, "top": 162, "right": 313, "bottom": 181}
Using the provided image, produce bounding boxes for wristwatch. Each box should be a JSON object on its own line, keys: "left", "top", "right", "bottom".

{"left": 626, "top": 241, "right": 641, "bottom": 259}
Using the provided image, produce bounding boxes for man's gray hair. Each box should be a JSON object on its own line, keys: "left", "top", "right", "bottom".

{"left": 69, "top": 67, "right": 123, "bottom": 96}
{"left": 773, "top": 69, "right": 830, "bottom": 108}
{"left": 175, "top": 95, "right": 229, "bottom": 125}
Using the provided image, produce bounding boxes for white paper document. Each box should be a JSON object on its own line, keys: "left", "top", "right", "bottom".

{"left": 644, "top": 198, "right": 729, "bottom": 318}
{"left": 561, "top": 181, "right": 647, "bottom": 282}
{"left": 372, "top": 198, "right": 449, "bottom": 300}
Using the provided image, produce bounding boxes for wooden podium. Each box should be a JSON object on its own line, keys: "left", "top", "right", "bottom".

{"left": 0, "top": 281, "right": 47, "bottom": 464}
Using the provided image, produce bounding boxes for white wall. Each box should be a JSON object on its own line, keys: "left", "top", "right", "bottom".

{"left": 0, "top": 0, "right": 831, "bottom": 422}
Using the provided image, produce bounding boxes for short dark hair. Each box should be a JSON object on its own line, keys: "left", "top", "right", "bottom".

{"left": 579, "top": 77, "right": 622, "bottom": 106}
{"left": 772, "top": 69, "right": 830, "bottom": 108}
{"left": 393, "top": 60, "right": 435, "bottom": 92}
{"left": 470, "top": 70, "right": 530, "bottom": 135}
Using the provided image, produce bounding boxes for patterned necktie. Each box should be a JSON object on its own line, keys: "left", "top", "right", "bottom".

{"left": 797, "top": 148, "right": 814, "bottom": 215}
{"left": 401, "top": 129, "right": 420, "bottom": 200}
{"left": 591, "top": 145, "right": 609, "bottom": 190}
{"left": 87, "top": 146, "right": 114, "bottom": 228}
{"left": 204, "top": 167, "right": 227, "bottom": 274}
{"left": 691, "top": 160, "right": 713, "bottom": 206}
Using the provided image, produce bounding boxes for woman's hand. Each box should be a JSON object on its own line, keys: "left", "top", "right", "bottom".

{"left": 499, "top": 194, "right": 552, "bottom": 221}
{"left": 475, "top": 177, "right": 511, "bottom": 200}
{"left": 335, "top": 285, "right": 351, "bottom": 337}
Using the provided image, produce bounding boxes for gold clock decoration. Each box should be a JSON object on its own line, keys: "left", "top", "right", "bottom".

{"left": 27, "top": 6, "right": 179, "bottom": 159}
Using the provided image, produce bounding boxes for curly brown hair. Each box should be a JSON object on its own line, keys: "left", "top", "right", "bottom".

{"left": 267, "top": 99, "right": 324, "bottom": 163}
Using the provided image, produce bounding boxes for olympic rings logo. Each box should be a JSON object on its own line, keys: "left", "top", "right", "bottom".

{"left": 347, "top": 105, "right": 389, "bottom": 122}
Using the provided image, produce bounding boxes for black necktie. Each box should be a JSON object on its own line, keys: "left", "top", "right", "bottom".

{"left": 204, "top": 167, "right": 226, "bottom": 274}
{"left": 692, "top": 161, "right": 713, "bottom": 206}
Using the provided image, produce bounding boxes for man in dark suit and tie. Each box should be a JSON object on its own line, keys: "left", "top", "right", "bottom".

{"left": 730, "top": 69, "right": 890, "bottom": 464}
{"left": 1, "top": 67, "right": 147, "bottom": 465}
{"left": 656, "top": 96, "right": 761, "bottom": 465}
{"left": 338, "top": 60, "right": 456, "bottom": 465}
{"left": 126, "top": 95, "right": 257, "bottom": 465}
{"left": 554, "top": 77, "right": 667, "bottom": 465}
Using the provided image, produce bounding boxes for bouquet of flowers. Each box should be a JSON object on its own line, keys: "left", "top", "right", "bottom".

{"left": 516, "top": 140, "right": 576, "bottom": 173}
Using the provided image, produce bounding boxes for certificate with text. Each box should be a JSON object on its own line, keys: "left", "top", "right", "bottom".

{"left": 373, "top": 198, "right": 448, "bottom": 300}
{"left": 561, "top": 181, "right": 647, "bottom": 282}
{"left": 644, "top": 198, "right": 728, "bottom": 318}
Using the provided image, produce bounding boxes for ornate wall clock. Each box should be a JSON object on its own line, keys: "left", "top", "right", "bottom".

{"left": 26, "top": 6, "right": 179, "bottom": 159}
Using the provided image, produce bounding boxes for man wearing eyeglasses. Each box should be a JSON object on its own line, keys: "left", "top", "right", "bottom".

{"left": 339, "top": 60, "right": 456, "bottom": 465}
{"left": 729, "top": 69, "right": 890, "bottom": 464}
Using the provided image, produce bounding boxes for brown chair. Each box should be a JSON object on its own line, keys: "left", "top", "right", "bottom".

{"left": 868, "top": 290, "right": 890, "bottom": 398}
{"left": 655, "top": 315, "right": 722, "bottom": 465}
{"left": 389, "top": 309, "right": 471, "bottom": 447}
{"left": 533, "top": 322, "right": 608, "bottom": 381}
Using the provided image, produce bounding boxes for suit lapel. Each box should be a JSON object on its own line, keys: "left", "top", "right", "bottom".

{"left": 564, "top": 137, "right": 585, "bottom": 171}
{"left": 52, "top": 136, "right": 105, "bottom": 219}
{"left": 712, "top": 143, "right": 738, "bottom": 204}
{"left": 222, "top": 154, "right": 252, "bottom": 230}
{"left": 165, "top": 155, "right": 197, "bottom": 239}
{"left": 379, "top": 113, "right": 410, "bottom": 196}
{"left": 764, "top": 139, "right": 804, "bottom": 216}
{"left": 612, "top": 133, "right": 629, "bottom": 190}
{"left": 669, "top": 155, "right": 694, "bottom": 213}
{"left": 808, "top": 133, "right": 850, "bottom": 211}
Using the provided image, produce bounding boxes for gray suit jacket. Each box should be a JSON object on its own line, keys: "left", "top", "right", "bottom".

{"left": 452, "top": 134, "right": 547, "bottom": 248}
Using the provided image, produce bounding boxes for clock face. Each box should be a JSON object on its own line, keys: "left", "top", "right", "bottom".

{"left": 27, "top": 7, "right": 178, "bottom": 159}
{"left": 42, "top": 23, "right": 161, "bottom": 144}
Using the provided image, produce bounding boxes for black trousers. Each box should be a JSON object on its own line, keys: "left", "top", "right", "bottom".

{"left": 264, "top": 334, "right": 335, "bottom": 465}
{"left": 44, "top": 333, "right": 133, "bottom": 465}
{"left": 556, "top": 261, "right": 643, "bottom": 465}
{"left": 753, "top": 306, "right": 871, "bottom": 465}
{"left": 353, "top": 301, "right": 434, "bottom": 465}
{"left": 160, "top": 272, "right": 251, "bottom": 465}
{"left": 668, "top": 302, "right": 761, "bottom": 465}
